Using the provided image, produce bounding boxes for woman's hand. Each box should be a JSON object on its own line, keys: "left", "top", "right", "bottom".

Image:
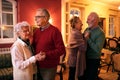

{"left": 35, "top": 51, "right": 46, "bottom": 61}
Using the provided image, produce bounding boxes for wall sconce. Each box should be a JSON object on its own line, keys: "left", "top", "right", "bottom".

{"left": 118, "top": 6, "right": 120, "bottom": 10}
{"left": 49, "top": 18, "right": 53, "bottom": 24}
{"left": 1, "top": 26, "right": 5, "bottom": 30}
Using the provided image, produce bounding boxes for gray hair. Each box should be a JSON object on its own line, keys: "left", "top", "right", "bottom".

{"left": 89, "top": 12, "right": 99, "bottom": 21}
{"left": 14, "top": 21, "right": 30, "bottom": 33}
{"left": 37, "top": 8, "right": 50, "bottom": 20}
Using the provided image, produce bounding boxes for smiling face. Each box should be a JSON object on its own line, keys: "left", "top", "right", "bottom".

{"left": 75, "top": 18, "right": 83, "bottom": 31}
{"left": 18, "top": 26, "right": 30, "bottom": 41}
{"left": 86, "top": 12, "right": 99, "bottom": 28}
{"left": 35, "top": 11, "right": 47, "bottom": 27}
{"left": 70, "top": 17, "right": 83, "bottom": 31}
{"left": 35, "top": 9, "right": 50, "bottom": 28}
{"left": 86, "top": 14, "right": 95, "bottom": 28}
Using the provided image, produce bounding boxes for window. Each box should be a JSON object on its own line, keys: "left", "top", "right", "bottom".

{"left": 109, "top": 16, "right": 115, "bottom": 37}
{"left": 0, "top": 0, "right": 17, "bottom": 43}
{"left": 70, "top": 8, "right": 80, "bottom": 18}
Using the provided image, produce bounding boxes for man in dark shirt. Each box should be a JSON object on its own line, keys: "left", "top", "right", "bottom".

{"left": 84, "top": 12, "right": 105, "bottom": 80}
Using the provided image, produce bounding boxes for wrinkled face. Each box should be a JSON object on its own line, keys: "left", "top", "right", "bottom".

{"left": 75, "top": 19, "right": 83, "bottom": 31}
{"left": 18, "top": 26, "right": 30, "bottom": 41}
{"left": 86, "top": 14, "right": 95, "bottom": 28}
{"left": 35, "top": 11, "right": 47, "bottom": 27}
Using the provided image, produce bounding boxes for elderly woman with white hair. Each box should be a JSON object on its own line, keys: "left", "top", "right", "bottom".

{"left": 10, "top": 21, "right": 45, "bottom": 80}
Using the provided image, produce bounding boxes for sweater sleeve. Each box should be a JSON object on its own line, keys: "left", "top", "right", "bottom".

{"left": 11, "top": 46, "right": 36, "bottom": 70}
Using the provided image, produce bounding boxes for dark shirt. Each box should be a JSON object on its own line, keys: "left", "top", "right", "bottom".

{"left": 84, "top": 26, "right": 105, "bottom": 59}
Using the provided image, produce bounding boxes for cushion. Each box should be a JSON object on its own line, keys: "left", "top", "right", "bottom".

{"left": 112, "top": 53, "right": 120, "bottom": 71}
{"left": 0, "top": 68, "right": 13, "bottom": 80}
{"left": 0, "top": 54, "right": 12, "bottom": 68}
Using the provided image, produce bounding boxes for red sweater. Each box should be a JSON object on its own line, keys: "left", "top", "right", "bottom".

{"left": 33, "top": 25, "right": 66, "bottom": 68}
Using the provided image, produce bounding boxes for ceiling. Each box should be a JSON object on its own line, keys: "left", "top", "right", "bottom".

{"left": 92, "top": 0, "right": 120, "bottom": 7}
{"left": 71, "top": 0, "right": 120, "bottom": 10}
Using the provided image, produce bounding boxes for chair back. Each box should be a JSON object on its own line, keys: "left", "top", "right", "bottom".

{"left": 59, "top": 54, "right": 66, "bottom": 64}
{"left": 111, "top": 52, "right": 120, "bottom": 72}
{"left": 103, "top": 37, "right": 110, "bottom": 49}
{"left": 108, "top": 38, "right": 119, "bottom": 51}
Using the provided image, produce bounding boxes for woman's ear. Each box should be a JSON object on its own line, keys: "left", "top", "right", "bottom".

{"left": 16, "top": 32, "right": 20, "bottom": 37}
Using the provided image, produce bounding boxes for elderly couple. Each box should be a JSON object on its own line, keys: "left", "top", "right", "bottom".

{"left": 10, "top": 8, "right": 66, "bottom": 80}
{"left": 67, "top": 12, "right": 105, "bottom": 80}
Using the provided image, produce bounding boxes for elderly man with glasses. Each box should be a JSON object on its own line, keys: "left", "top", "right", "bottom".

{"left": 32, "top": 8, "right": 66, "bottom": 80}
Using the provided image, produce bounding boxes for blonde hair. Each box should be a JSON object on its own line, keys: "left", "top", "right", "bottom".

{"left": 70, "top": 16, "right": 79, "bottom": 28}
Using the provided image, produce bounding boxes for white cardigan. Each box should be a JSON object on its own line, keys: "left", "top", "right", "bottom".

{"left": 10, "top": 38, "right": 36, "bottom": 80}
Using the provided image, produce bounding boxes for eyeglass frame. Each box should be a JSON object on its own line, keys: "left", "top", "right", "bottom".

{"left": 35, "top": 16, "right": 46, "bottom": 19}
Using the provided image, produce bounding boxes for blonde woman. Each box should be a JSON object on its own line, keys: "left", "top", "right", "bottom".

{"left": 67, "top": 16, "right": 87, "bottom": 80}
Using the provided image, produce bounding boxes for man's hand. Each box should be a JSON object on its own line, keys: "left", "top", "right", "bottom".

{"left": 35, "top": 51, "right": 46, "bottom": 61}
{"left": 84, "top": 31, "right": 90, "bottom": 40}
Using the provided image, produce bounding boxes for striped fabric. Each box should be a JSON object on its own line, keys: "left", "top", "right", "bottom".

{"left": 0, "top": 54, "right": 13, "bottom": 80}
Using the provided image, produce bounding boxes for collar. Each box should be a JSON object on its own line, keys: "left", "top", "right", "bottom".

{"left": 87, "top": 25, "right": 99, "bottom": 31}
{"left": 17, "top": 38, "right": 28, "bottom": 46}
{"left": 40, "top": 23, "right": 50, "bottom": 31}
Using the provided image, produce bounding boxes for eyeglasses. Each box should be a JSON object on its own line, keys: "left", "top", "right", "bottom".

{"left": 35, "top": 16, "right": 45, "bottom": 19}
{"left": 20, "top": 29, "right": 30, "bottom": 34}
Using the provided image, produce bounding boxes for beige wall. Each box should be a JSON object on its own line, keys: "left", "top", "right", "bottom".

{"left": 85, "top": 1, "right": 109, "bottom": 36}
{"left": 78, "top": 0, "right": 120, "bottom": 37}
{"left": 62, "top": 0, "right": 120, "bottom": 45}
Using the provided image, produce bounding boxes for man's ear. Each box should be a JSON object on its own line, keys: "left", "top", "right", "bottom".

{"left": 45, "top": 17, "right": 50, "bottom": 22}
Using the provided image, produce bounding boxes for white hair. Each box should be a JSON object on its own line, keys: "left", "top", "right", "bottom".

{"left": 14, "top": 21, "right": 30, "bottom": 33}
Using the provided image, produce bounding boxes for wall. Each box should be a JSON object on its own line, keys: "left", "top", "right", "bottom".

{"left": 62, "top": 0, "right": 120, "bottom": 45}
{"left": 0, "top": 0, "right": 61, "bottom": 48}
{"left": 66, "top": 0, "right": 120, "bottom": 37}
{"left": 85, "top": 1, "right": 109, "bottom": 36}
{"left": 17, "top": 0, "right": 61, "bottom": 30}
{"left": 84, "top": 1, "right": 120, "bottom": 37}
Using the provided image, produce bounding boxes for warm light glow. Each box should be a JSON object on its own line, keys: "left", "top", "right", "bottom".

{"left": 70, "top": 14, "right": 73, "bottom": 19}
{"left": 49, "top": 18, "right": 53, "bottom": 24}
{"left": 70, "top": 8, "right": 80, "bottom": 19}
{"left": 118, "top": 6, "right": 120, "bottom": 10}
{"left": 1, "top": 26, "right": 5, "bottom": 30}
